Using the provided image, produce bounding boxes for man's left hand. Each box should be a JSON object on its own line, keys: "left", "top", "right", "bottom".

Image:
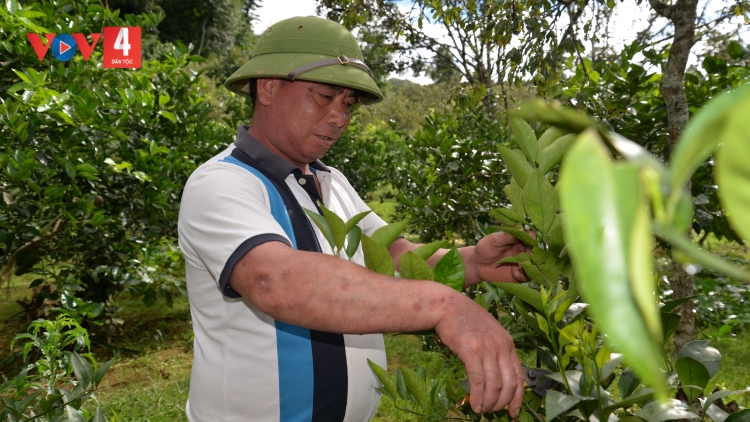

{"left": 466, "top": 232, "right": 532, "bottom": 285}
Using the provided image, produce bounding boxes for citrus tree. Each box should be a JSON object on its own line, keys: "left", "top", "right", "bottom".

{"left": 0, "top": 0, "right": 234, "bottom": 322}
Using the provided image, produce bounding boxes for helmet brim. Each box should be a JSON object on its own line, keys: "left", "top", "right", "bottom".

{"left": 224, "top": 52, "right": 384, "bottom": 105}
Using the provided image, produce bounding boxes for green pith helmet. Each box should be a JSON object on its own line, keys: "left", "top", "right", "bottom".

{"left": 225, "top": 16, "right": 384, "bottom": 105}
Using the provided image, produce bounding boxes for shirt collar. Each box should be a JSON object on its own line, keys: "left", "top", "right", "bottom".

{"left": 233, "top": 125, "right": 330, "bottom": 181}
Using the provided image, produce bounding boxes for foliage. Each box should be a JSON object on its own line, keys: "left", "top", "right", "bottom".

{"left": 324, "top": 120, "right": 412, "bottom": 195}
{"left": 318, "top": 0, "right": 595, "bottom": 109}
{"left": 359, "top": 84, "right": 750, "bottom": 421}
{"left": 0, "top": 0, "right": 234, "bottom": 320}
{"left": 1, "top": 316, "right": 113, "bottom": 421}
{"left": 351, "top": 79, "right": 453, "bottom": 134}
{"left": 393, "top": 103, "right": 510, "bottom": 244}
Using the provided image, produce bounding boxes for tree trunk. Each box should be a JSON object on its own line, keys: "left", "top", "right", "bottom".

{"left": 648, "top": 0, "right": 699, "bottom": 354}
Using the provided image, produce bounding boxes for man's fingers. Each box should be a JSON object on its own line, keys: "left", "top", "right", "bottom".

{"left": 481, "top": 360, "right": 504, "bottom": 413}
{"left": 466, "top": 361, "right": 485, "bottom": 414}
{"left": 488, "top": 352, "right": 518, "bottom": 413}
{"left": 512, "top": 264, "right": 528, "bottom": 282}
{"left": 509, "top": 355, "right": 526, "bottom": 418}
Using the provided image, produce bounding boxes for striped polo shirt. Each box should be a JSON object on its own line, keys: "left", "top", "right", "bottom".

{"left": 178, "top": 126, "right": 388, "bottom": 422}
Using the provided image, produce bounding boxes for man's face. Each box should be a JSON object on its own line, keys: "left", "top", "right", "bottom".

{"left": 258, "top": 79, "right": 358, "bottom": 168}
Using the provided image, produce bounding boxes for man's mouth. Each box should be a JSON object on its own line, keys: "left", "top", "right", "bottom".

{"left": 315, "top": 134, "right": 337, "bottom": 143}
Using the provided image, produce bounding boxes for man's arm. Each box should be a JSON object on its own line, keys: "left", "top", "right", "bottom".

{"left": 388, "top": 232, "right": 530, "bottom": 287}
{"left": 229, "top": 240, "right": 524, "bottom": 416}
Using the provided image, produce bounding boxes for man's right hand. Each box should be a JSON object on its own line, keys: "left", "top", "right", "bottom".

{"left": 434, "top": 295, "right": 525, "bottom": 416}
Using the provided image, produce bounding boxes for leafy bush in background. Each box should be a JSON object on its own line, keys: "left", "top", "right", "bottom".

{"left": 394, "top": 103, "right": 511, "bottom": 244}
{"left": 0, "top": 0, "right": 234, "bottom": 323}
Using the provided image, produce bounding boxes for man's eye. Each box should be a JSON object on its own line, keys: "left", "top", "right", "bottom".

{"left": 319, "top": 93, "right": 333, "bottom": 100}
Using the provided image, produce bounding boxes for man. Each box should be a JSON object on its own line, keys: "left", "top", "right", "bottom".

{"left": 178, "top": 16, "right": 530, "bottom": 422}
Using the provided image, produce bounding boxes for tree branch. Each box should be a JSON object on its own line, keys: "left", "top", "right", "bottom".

{"left": 649, "top": 0, "right": 675, "bottom": 20}
{"left": 2, "top": 216, "right": 66, "bottom": 299}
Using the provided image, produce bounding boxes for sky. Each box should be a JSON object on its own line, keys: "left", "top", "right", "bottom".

{"left": 253, "top": 0, "right": 749, "bottom": 84}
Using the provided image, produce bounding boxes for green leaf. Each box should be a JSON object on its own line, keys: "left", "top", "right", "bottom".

{"left": 361, "top": 234, "right": 395, "bottom": 276}
{"left": 661, "top": 311, "right": 681, "bottom": 343}
{"left": 727, "top": 41, "right": 747, "bottom": 60}
{"left": 725, "top": 409, "right": 750, "bottom": 422}
{"left": 497, "top": 146, "right": 531, "bottom": 187}
{"left": 523, "top": 169, "right": 557, "bottom": 235}
{"left": 510, "top": 116, "right": 538, "bottom": 162}
{"left": 676, "top": 356, "right": 710, "bottom": 402}
{"left": 678, "top": 340, "right": 721, "bottom": 378}
{"left": 493, "top": 226, "right": 537, "bottom": 246}
{"left": 412, "top": 240, "right": 447, "bottom": 261}
{"left": 70, "top": 353, "right": 94, "bottom": 390}
{"left": 370, "top": 221, "right": 408, "bottom": 249}
{"left": 7, "top": 82, "right": 31, "bottom": 93}
{"left": 400, "top": 251, "right": 434, "bottom": 281}
{"left": 520, "top": 262, "right": 548, "bottom": 286}
{"left": 367, "top": 359, "right": 398, "bottom": 401}
{"left": 635, "top": 399, "right": 699, "bottom": 422}
{"left": 75, "top": 163, "right": 99, "bottom": 174}
{"left": 433, "top": 247, "right": 464, "bottom": 291}
{"left": 321, "top": 206, "right": 347, "bottom": 251}
{"left": 492, "top": 282, "right": 544, "bottom": 312}
{"left": 559, "top": 129, "right": 666, "bottom": 398}
{"left": 627, "top": 177, "right": 662, "bottom": 343}
{"left": 670, "top": 84, "right": 750, "bottom": 193}
{"left": 603, "top": 388, "right": 655, "bottom": 417}
{"left": 706, "top": 403, "right": 730, "bottom": 422}
{"left": 715, "top": 91, "right": 750, "bottom": 243}
{"left": 545, "top": 390, "right": 582, "bottom": 421}
{"left": 158, "top": 93, "right": 171, "bottom": 106}
{"left": 396, "top": 369, "right": 409, "bottom": 400}
{"left": 303, "top": 208, "right": 336, "bottom": 251}
{"left": 16, "top": 390, "right": 42, "bottom": 413}
{"left": 94, "top": 358, "right": 114, "bottom": 386}
{"left": 703, "top": 388, "right": 750, "bottom": 412}
{"left": 132, "top": 171, "right": 151, "bottom": 182}
{"left": 503, "top": 178, "right": 525, "bottom": 219}
{"left": 345, "top": 226, "right": 362, "bottom": 259}
{"left": 189, "top": 55, "right": 206, "bottom": 62}
{"left": 653, "top": 222, "right": 750, "bottom": 282}
{"left": 490, "top": 207, "right": 525, "bottom": 226}
{"left": 618, "top": 369, "right": 641, "bottom": 399}
{"left": 538, "top": 133, "right": 576, "bottom": 174}
{"left": 93, "top": 407, "right": 107, "bottom": 422}
{"left": 159, "top": 110, "right": 178, "bottom": 123}
{"left": 343, "top": 210, "right": 371, "bottom": 234}
{"left": 537, "top": 126, "right": 566, "bottom": 151}
{"left": 661, "top": 296, "right": 698, "bottom": 313}
{"left": 65, "top": 405, "right": 86, "bottom": 422}
{"left": 513, "top": 99, "right": 598, "bottom": 134}
{"left": 6, "top": 0, "right": 19, "bottom": 15}
{"left": 65, "top": 160, "right": 77, "bottom": 179}
{"left": 400, "top": 366, "right": 430, "bottom": 409}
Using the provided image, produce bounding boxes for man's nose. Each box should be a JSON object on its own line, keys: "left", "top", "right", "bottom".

{"left": 327, "top": 101, "right": 349, "bottom": 128}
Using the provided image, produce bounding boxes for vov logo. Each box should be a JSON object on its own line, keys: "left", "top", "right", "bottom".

{"left": 26, "top": 27, "right": 141, "bottom": 68}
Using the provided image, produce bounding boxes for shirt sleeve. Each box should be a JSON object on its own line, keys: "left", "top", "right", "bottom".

{"left": 178, "top": 161, "right": 292, "bottom": 298}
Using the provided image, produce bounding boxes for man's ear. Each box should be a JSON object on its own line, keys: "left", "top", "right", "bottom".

{"left": 255, "top": 78, "right": 280, "bottom": 106}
